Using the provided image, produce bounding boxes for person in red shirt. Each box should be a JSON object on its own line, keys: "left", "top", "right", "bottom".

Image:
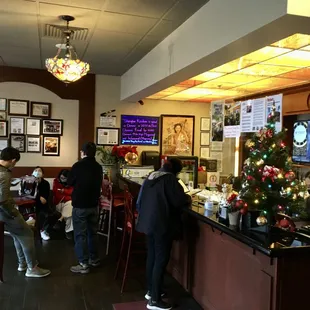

{"left": 53, "top": 169, "right": 73, "bottom": 238}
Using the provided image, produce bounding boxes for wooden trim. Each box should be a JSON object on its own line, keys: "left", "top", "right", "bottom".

{"left": 12, "top": 166, "right": 71, "bottom": 178}
{"left": 1, "top": 66, "right": 96, "bottom": 156}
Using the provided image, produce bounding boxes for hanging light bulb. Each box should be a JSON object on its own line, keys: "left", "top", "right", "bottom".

{"left": 45, "top": 15, "right": 90, "bottom": 83}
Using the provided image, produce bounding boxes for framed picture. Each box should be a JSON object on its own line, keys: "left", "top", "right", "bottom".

{"left": 0, "top": 139, "right": 8, "bottom": 151}
{"left": 0, "top": 99, "right": 7, "bottom": 111}
{"left": 42, "top": 119, "right": 63, "bottom": 136}
{"left": 27, "top": 136, "right": 41, "bottom": 153}
{"left": 200, "top": 147, "right": 210, "bottom": 159}
{"left": 160, "top": 115, "right": 195, "bottom": 156}
{"left": 30, "top": 102, "right": 51, "bottom": 118}
{"left": 10, "top": 117, "right": 25, "bottom": 134}
{"left": 201, "top": 117, "right": 211, "bottom": 131}
{"left": 26, "top": 118, "right": 41, "bottom": 135}
{"left": 43, "top": 136, "right": 60, "bottom": 156}
{"left": 0, "top": 121, "right": 8, "bottom": 137}
{"left": 96, "top": 127, "right": 119, "bottom": 146}
{"left": 0, "top": 111, "right": 6, "bottom": 120}
{"left": 8, "top": 99, "right": 29, "bottom": 116}
{"left": 10, "top": 134, "right": 26, "bottom": 152}
{"left": 200, "top": 132, "right": 210, "bottom": 146}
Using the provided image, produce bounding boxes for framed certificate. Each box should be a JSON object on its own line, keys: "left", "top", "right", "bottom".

{"left": 10, "top": 118, "right": 25, "bottom": 134}
{"left": 26, "top": 118, "right": 41, "bottom": 135}
{"left": 200, "top": 132, "right": 210, "bottom": 146}
{"left": 8, "top": 100, "right": 29, "bottom": 116}
{"left": 201, "top": 117, "right": 211, "bottom": 131}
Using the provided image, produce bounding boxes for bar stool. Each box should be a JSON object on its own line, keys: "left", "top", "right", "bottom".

{"left": 0, "top": 221, "right": 4, "bottom": 282}
{"left": 114, "top": 188, "right": 145, "bottom": 293}
{"left": 98, "top": 180, "right": 113, "bottom": 255}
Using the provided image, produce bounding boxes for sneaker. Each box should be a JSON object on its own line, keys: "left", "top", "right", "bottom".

{"left": 40, "top": 231, "right": 50, "bottom": 241}
{"left": 147, "top": 300, "right": 172, "bottom": 310}
{"left": 70, "top": 264, "right": 90, "bottom": 274}
{"left": 25, "top": 266, "right": 51, "bottom": 278}
{"left": 89, "top": 259, "right": 100, "bottom": 267}
{"left": 145, "top": 291, "right": 167, "bottom": 301}
{"left": 26, "top": 217, "right": 36, "bottom": 227}
{"left": 18, "top": 262, "right": 27, "bottom": 272}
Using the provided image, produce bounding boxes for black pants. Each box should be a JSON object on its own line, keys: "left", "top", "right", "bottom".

{"left": 36, "top": 205, "right": 49, "bottom": 232}
{"left": 146, "top": 233, "right": 173, "bottom": 302}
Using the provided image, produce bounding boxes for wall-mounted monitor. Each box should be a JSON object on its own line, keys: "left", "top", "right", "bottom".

{"left": 121, "top": 115, "right": 159, "bottom": 146}
{"left": 292, "top": 121, "right": 310, "bottom": 163}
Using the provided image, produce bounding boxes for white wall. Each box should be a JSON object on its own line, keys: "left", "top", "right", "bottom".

{"left": 0, "top": 82, "right": 79, "bottom": 167}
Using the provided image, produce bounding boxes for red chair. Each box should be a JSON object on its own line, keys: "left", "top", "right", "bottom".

{"left": 0, "top": 221, "right": 4, "bottom": 282}
{"left": 114, "top": 188, "right": 145, "bottom": 293}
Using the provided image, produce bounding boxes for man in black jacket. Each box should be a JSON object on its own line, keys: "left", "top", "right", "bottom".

{"left": 136, "top": 158, "right": 191, "bottom": 310}
{"left": 68, "top": 142, "right": 103, "bottom": 274}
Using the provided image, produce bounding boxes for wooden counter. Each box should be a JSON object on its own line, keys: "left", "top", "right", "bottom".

{"left": 119, "top": 176, "right": 310, "bottom": 310}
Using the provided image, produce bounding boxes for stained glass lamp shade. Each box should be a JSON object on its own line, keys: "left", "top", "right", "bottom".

{"left": 45, "top": 15, "right": 90, "bottom": 84}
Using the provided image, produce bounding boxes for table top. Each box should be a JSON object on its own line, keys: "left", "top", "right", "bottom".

{"left": 14, "top": 196, "right": 36, "bottom": 206}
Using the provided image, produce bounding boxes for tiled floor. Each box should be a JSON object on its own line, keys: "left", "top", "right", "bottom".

{"left": 0, "top": 235, "right": 202, "bottom": 310}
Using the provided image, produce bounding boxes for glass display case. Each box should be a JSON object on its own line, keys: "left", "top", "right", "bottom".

{"left": 160, "top": 155, "right": 198, "bottom": 188}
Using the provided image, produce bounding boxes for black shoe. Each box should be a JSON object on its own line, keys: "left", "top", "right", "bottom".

{"left": 147, "top": 300, "right": 172, "bottom": 310}
{"left": 65, "top": 232, "right": 73, "bottom": 240}
{"left": 145, "top": 291, "right": 167, "bottom": 301}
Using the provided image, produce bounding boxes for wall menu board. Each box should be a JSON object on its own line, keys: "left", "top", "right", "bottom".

{"left": 121, "top": 115, "right": 159, "bottom": 145}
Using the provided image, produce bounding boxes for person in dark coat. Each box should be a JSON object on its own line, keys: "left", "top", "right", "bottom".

{"left": 136, "top": 158, "right": 191, "bottom": 310}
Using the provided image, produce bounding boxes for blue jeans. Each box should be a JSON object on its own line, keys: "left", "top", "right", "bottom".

{"left": 0, "top": 208, "right": 37, "bottom": 269}
{"left": 72, "top": 207, "right": 99, "bottom": 265}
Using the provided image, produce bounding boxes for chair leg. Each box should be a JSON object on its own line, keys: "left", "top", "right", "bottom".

{"left": 106, "top": 209, "right": 112, "bottom": 256}
{"left": 114, "top": 228, "right": 126, "bottom": 280}
{"left": 0, "top": 222, "right": 4, "bottom": 283}
{"left": 120, "top": 230, "right": 132, "bottom": 294}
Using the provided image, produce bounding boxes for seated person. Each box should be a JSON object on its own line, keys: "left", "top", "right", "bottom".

{"left": 53, "top": 169, "right": 73, "bottom": 238}
{"left": 33, "top": 167, "right": 50, "bottom": 241}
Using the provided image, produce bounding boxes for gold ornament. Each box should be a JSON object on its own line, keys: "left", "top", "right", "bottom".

{"left": 245, "top": 139, "right": 255, "bottom": 148}
{"left": 256, "top": 216, "right": 267, "bottom": 226}
{"left": 124, "top": 152, "right": 138, "bottom": 164}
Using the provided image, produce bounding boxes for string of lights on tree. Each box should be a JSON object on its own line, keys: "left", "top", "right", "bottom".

{"left": 235, "top": 102, "right": 307, "bottom": 225}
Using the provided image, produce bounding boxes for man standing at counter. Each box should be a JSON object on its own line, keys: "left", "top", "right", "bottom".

{"left": 136, "top": 158, "right": 191, "bottom": 310}
{"left": 68, "top": 142, "right": 103, "bottom": 274}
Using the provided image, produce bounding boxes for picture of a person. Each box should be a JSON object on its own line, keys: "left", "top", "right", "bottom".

{"left": 171, "top": 123, "right": 191, "bottom": 155}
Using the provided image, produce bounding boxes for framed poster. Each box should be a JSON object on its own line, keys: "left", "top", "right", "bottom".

{"left": 200, "top": 117, "right": 210, "bottom": 131}
{"left": 27, "top": 136, "right": 41, "bottom": 153}
{"left": 10, "top": 134, "right": 26, "bottom": 152}
{"left": 211, "top": 101, "right": 224, "bottom": 142}
{"left": 200, "top": 132, "right": 210, "bottom": 146}
{"left": 10, "top": 117, "right": 25, "bottom": 134}
{"left": 0, "top": 111, "right": 6, "bottom": 120}
{"left": 30, "top": 102, "right": 51, "bottom": 118}
{"left": 160, "top": 115, "right": 195, "bottom": 156}
{"left": 200, "top": 147, "right": 210, "bottom": 159}
{"left": 8, "top": 99, "right": 29, "bottom": 116}
{"left": 26, "top": 118, "right": 41, "bottom": 135}
{"left": 43, "top": 136, "right": 60, "bottom": 156}
{"left": 42, "top": 119, "right": 63, "bottom": 136}
{"left": 96, "top": 127, "right": 119, "bottom": 146}
{"left": 0, "top": 140, "right": 8, "bottom": 151}
{"left": 0, "top": 121, "right": 8, "bottom": 137}
{"left": 0, "top": 99, "right": 7, "bottom": 111}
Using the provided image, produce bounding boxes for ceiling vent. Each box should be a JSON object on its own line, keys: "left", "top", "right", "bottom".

{"left": 43, "top": 24, "right": 89, "bottom": 41}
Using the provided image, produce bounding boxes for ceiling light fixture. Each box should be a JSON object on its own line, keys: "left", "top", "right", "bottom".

{"left": 45, "top": 15, "right": 90, "bottom": 84}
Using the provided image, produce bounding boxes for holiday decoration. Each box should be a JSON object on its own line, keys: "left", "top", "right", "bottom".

{"left": 256, "top": 216, "right": 268, "bottom": 226}
{"left": 238, "top": 102, "right": 307, "bottom": 224}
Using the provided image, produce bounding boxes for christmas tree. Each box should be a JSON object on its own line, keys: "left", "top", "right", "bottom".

{"left": 238, "top": 103, "right": 306, "bottom": 221}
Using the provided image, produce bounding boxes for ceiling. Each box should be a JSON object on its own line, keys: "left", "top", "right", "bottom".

{"left": 0, "top": 0, "right": 209, "bottom": 76}
{"left": 147, "top": 33, "right": 310, "bottom": 102}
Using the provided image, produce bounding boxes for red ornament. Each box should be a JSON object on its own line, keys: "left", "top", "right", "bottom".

{"left": 285, "top": 171, "right": 295, "bottom": 181}
{"left": 240, "top": 208, "right": 247, "bottom": 215}
{"left": 279, "top": 218, "right": 290, "bottom": 229}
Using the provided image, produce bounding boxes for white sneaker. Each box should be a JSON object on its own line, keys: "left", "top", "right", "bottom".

{"left": 40, "top": 231, "right": 50, "bottom": 241}
{"left": 18, "top": 262, "right": 27, "bottom": 272}
{"left": 25, "top": 266, "right": 51, "bottom": 278}
{"left": 26, "top": 217, "right": 36, "bottom": 227}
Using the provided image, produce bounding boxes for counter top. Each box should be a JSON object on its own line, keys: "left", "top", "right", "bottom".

{"left": 187, "top": 205, "right": 310, "bottom": 257}
{"left": 119, "top": 175, "right": 310, "bottom": 258}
